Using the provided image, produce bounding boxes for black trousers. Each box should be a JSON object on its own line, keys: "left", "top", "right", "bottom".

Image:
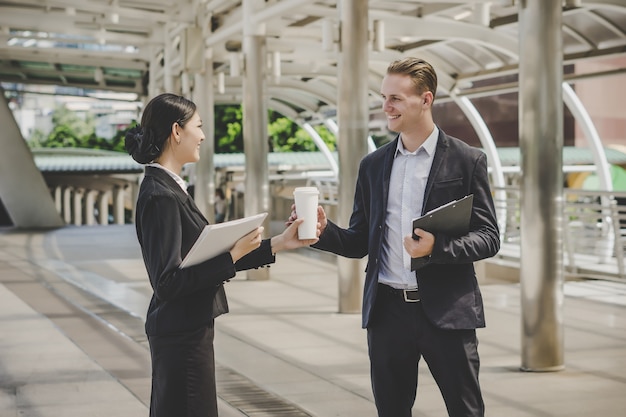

{"left": 148, "top": 323, "right": 217, "bottom": 417}
{"left": 368, "top": 284, "right": 484, "bottom": 417}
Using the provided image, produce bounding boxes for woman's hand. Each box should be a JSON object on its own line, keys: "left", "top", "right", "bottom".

{"left": 230, "top": 226, "right": 264, "bottom": 262}
{"left": 271, "top": 218, "right": 320, "bottom": 254}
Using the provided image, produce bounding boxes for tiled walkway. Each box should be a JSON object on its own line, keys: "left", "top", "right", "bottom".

{"left": 1, "top": 225, "right": 625, "bottom": 416}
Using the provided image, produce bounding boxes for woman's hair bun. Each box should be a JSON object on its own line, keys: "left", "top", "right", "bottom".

{"left": 125, "top": 125, "right": 161, "bottom": 164}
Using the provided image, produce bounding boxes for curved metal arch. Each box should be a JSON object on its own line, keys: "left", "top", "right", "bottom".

{"left": 562, "top": 82, "right": 612, "bottom": 191}
{"left": 370, "top": 13, "right": 519, "bottom": 59}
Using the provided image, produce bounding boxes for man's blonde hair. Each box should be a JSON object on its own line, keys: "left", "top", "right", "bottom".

{"left": 386, "top": 57, "right": 438, "bottom": 102}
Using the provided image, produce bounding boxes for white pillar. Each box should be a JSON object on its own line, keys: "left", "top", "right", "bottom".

{"left": 243, "top": 0, "right": 270, "bottom": 281}
{"left": 519, "top": 0, "right": 564, "bottom": 372}
{"left": 193, "top": 61, "right": 217, "bottom": 222}
{"left": 336, "top": 0, "right": 369, "bottom": 313}
{"left": 113, "top": 186, "right": 125, "bottom": 225}
{"left": 98, "top": 190, "right": 111, "bottom": 225}
{"left": 84, "top": 189, "right": 98, "bottom": 226}
{"left": 73, "top": 188, "right": 84, "bottom": 225}
{"left": 63, "top": 187, "right": 73, "bottom": 224}
{"left": 54, "top": 186, "right": 62, "bottom": 214}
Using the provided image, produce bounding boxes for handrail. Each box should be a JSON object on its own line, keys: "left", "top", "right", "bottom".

{"left": 306, "top": 180, "right": 626, "bottom": 282}
{"left": 493, "top": 186, "right": 626, "bottom": 281}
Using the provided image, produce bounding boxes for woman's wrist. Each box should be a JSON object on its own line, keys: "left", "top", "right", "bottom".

{"left": 270, "top": 235, "right": 283, "bottom": 255}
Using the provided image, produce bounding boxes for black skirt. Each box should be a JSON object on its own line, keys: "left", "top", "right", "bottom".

{"left": 148, "top": 323, "right": 217, "bottom": 417}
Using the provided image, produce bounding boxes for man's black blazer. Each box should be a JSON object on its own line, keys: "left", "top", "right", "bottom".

{"left": 313, "top": 129, "right": 500, "bottom": 330}
{"left": 135, "top": 166, "right": 275, "bottom": 336}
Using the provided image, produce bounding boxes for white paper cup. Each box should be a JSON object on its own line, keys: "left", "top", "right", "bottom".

{"left": 293, "top": 186, "right": 319, "bottom": 240}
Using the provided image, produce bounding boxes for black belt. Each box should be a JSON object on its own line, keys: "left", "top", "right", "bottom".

{"left": 378, "top": 283, "right": 420, "bottom": 302}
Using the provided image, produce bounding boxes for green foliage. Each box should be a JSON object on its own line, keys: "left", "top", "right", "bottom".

{"left": 110, "top": 125, "right": 132, "bottom": 152}
{"left": 30, "top": 102, "right": 338, "bottom": 154}
{"left": 215, "top": 105, "right": 243, "bottom": 153}
{"left": 50, "top": 104, "right": 95, "bottom": 139}
{"left": 214, "top": 105, "right": 337, "bottom": 153}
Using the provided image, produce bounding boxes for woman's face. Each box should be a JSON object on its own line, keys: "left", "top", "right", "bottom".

{"left": 174, "top": 111, "right": 204, "bottom": 164}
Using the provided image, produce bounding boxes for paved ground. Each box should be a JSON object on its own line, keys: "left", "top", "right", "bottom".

{"left": 1, "top": 224, "right": 625, "bottom": 416}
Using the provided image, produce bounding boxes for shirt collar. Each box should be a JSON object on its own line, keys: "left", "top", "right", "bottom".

{"left": 394, "top": 125, "right": 439, "bottom": 157}
{"left": 146, "top": 163, "right": 188, "bottom": 193}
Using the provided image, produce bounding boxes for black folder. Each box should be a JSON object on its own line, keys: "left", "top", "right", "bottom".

{"left": 410, "top": 194, "right": 473, "bottom": 270}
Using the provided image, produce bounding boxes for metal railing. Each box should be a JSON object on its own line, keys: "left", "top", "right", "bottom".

{"left": 306, "top": 179, "right": 626, "bottom": 282}
{"left": 493, "top": 186, "right": 626, "bottom": 281}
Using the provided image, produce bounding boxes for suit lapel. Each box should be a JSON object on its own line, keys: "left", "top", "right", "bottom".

{"left": 422, "top": 130, "right": 449, "bottom": 214}
{"left": 381, "top": 136, "right": 398, "bottom": 213}
{"left": 145, "top": 166, "right": 208, "bottom": 224}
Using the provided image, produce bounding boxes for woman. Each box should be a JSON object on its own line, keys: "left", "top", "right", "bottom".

{"left": 125, "top": 93, "right": 318, "bottom": 417}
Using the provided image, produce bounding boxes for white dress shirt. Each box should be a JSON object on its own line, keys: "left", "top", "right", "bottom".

{"left": 378, "top": 127, "right": 439, "bottom": 289}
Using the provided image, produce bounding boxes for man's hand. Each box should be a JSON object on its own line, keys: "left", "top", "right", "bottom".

{"left": 403, "top": 228, "right": 434, "bottom": 259}
{"left": 288, "top": 204, "right": 328, "bottom": 236}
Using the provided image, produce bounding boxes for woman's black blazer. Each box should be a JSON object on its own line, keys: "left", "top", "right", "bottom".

{"left": 135, "top": 166, "right": 275, "bottom": 336}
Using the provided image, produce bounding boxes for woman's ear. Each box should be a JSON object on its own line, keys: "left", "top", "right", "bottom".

{"left": 171, "top": 122, "right": 181, "bottom": 144}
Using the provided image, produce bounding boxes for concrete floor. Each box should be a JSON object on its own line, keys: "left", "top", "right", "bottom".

{"left": 1, "top": 224, "right": 625, "bottom": 416}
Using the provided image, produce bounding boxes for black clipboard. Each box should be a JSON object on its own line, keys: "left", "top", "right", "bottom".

{"left": 410, "top": 194, "right": 473, "bottom": 270}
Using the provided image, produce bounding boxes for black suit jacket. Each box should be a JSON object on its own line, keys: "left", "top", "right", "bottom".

{"left": 314, "top": 129, "right": 500, "bottom": 330}
{"left": 135, "top": 166, "right": 275, "bottom": 336}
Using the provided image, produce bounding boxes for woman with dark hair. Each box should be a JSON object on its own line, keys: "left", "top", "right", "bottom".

{"left": 125, "top": 93, "right": 319, "bottom": 417}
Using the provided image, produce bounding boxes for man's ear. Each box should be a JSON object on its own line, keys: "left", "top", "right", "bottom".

{"left": 423, "top": 91, "right": 433, "bottom": 107}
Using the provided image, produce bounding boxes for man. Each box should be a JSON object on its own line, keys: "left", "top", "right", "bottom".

{"left": 300, "top": 57, "right": 500, "bottom": 416}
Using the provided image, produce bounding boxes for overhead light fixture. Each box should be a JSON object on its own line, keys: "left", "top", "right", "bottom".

{"left": 111, "top": 0, "right": 120, "bottom": 23}
{"left": 322, "top": 19, "right": 334, "bottom": 52}
{"left": 473, "top": 3, "right": 491, "bottom": 26}
{"left": 94, "top": 67, "right": 103, "bottom": 83}
{"left": 453, "top": 10, "right": 472, "bottom": 21}
{"left": 373, "top": 20, "right": 385, "bottom": 52}
{"left": 98, "top": 27, "right": 106, "bottom": 45}
{"left": 217, "top": 72, "right": 225, "bottom": 94}
{"left": 229, "top": 52, "right": 240, "bottom": 77}
{"left": 272, "top": 51, "right": 281, "bottom": 83}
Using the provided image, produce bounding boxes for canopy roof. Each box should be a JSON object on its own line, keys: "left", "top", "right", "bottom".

{"left": 1, "top": 0, "right": 625, "bottom": 121}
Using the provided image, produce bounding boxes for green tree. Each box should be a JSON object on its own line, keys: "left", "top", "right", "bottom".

{"left": 42, "top": 125, "right": 79, "bottom": 148}
{"left": 50, "top": 104, "right": 95, "bottom": 140}
{"left": 110, "top": 124, "right": 134, "bottom": 152}
{"left": 214, "top": 105, "right": 337, "bottom": 153}
{"left": 28, "top": 128, "right": 47, "bottom": 147}
{"left": 215, "top": 105, "right": 243, "bottom": 153}
{"left": 268, "top": 111, "right": 336, "bottom": 152}
{"left": 30, "top": 102, "right": 339, "bottom": 154}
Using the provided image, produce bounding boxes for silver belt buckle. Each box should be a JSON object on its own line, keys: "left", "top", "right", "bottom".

{"left": 403, "top": 289, "right": 420, "bottom": 302}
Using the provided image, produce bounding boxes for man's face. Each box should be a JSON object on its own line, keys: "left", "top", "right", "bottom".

{"left": 380, "top": 73, "right": 428, "bottom": 133}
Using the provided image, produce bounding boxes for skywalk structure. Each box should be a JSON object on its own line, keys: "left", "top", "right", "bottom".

{"left": 1, "top": 0, "right": 625, "bottom": 371}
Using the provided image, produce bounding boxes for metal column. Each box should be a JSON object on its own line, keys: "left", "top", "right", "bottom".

{"left": 193, "top": 63, "right": 217, "bottom": 223}
{"left": 243, "top": 0, "right": 270, "bottom": 280}
{"left": 518, "top": 0, "right": 564, "bottom": 371}
{"left": 336, "top": 0, "right": 369, "bottom": 313}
